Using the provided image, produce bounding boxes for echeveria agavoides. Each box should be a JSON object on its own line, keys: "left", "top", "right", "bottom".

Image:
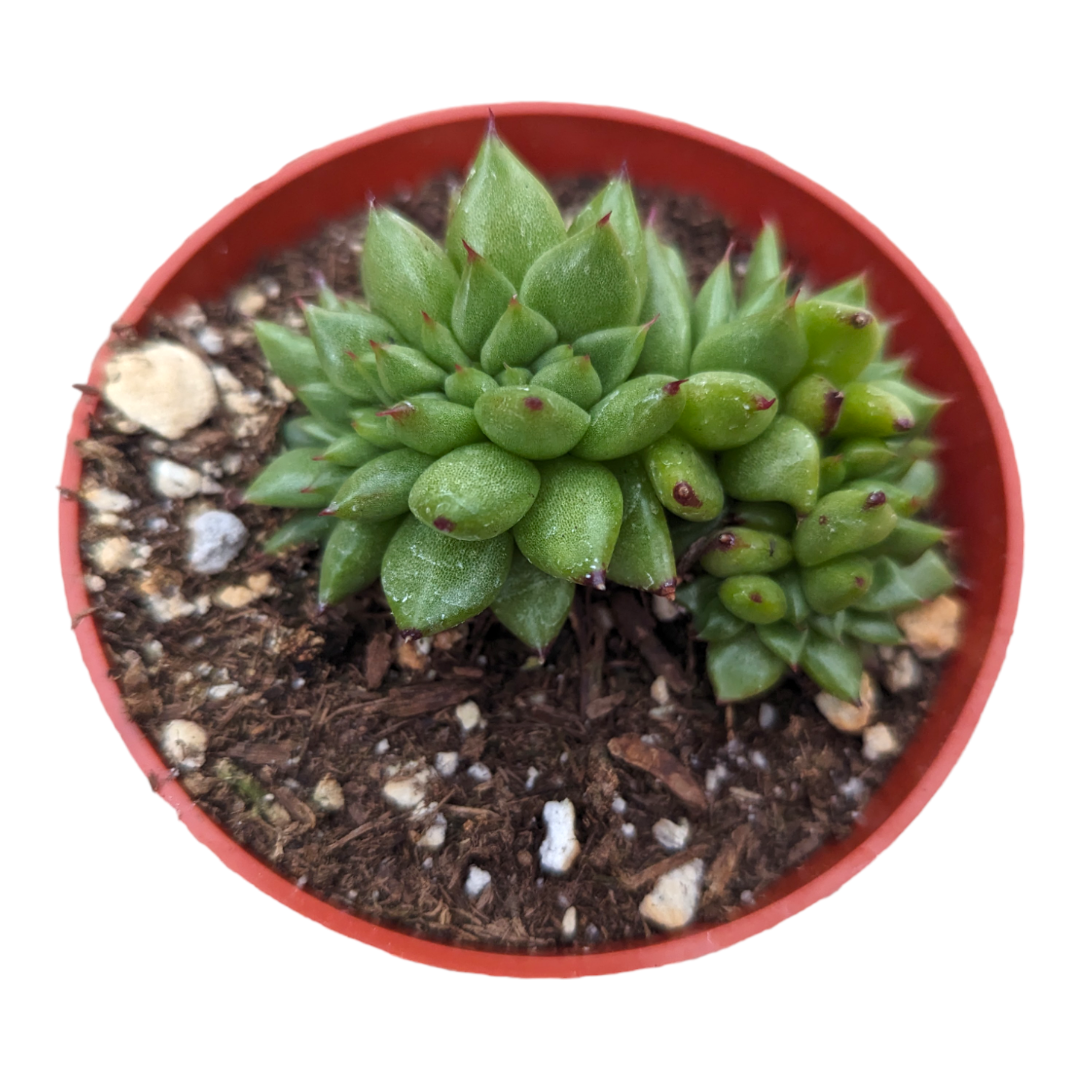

{"left": 247, "top": 119, "right": 955, "bottom": 700}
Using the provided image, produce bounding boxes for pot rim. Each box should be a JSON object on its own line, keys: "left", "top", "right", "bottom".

{"left": 59, "top": 102, "right": 1023, "bottom": 978}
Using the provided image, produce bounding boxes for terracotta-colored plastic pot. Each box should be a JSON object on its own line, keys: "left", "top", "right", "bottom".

{"left": 60, "top": 103, "right": 1023, "bottom": 977}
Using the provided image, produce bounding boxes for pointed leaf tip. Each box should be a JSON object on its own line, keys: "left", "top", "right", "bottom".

{"left": 486, "top": 108, "right": 498, "bottom": 137}
{"left": 646, "top": 205, "right": 660, "bottom": 229}
{"left": 755, "top": 395, "right": 778, "bottom": 411}
{"left": 597, "top": 211, "right": 613, "bottom": 228}
{"left": 375, "top": 403, "right": 416, "bottom": 419}
{"left": 318, "top": 508, "right": 336, "bottom": 517}
{"left": 582, "top": 568, "right": 607, "bottom": 590}
{"left": 663, "top": 378, "right": 688, "bottom": 396}
{"left": 421, "top": 310, "right": 433, "bottom": 324}
{"left": 644, "top": 313, "right": 661, "bottom": 329}
{"left": 462, "top": 239, "right": 481, "bottom": 262}
{"left": 432, "top": 516, "right": 456, "bottom": 533}
{"left": 863, "top": 490, "right": 887, "bottom": 510}
{"left": 657, "top": 578, "right": 678, "bottom": 600}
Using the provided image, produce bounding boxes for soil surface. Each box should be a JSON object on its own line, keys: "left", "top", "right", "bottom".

{"left": 74, "top": 174, "right": 944, "bottom": 951}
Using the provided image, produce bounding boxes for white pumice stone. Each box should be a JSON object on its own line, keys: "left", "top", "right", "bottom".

{"left": 650, "top": 676, "right": 671, "bottom": 705}
{"left": 621, "top": 822, "right": 637, "bottom": 839}
{"left": 160, "top": 720, "right": 208, "bottom": 771}
{"left": 758, "top": 702, "right": 778, "bottom": 730}
{"left": 144, "top": 591, "right": 197, "bottom": 623}
{"left": 195, "top": 325, "right": 225, "bottom": 355}
{"left": 561, "top": 906, "right": 578, "bottom": 942}
{"left": 455, "top": 699, "right": 484, "bottom": 732}
{"left": 611, "top": 796, "right": 627, "bottom": 814}
{"left": 82, "top": 486, "right": 133, "bottom": 515}
{"left": 232, "top": 283, "right": 267, "bottom": 317}
{"left": 815, "top": 672, "right": 877, "bottom": 734}
{"left": 416, "top": 814, "right": 447, "bottom": 850}
{"left": 704, "top": 764, "right": 728, "bottom": 795}
{"left": 464, "top": 865, "right": 491, "bottom": 899}
{"left": 374, "top": 738, "right": 390, "bottom": 756}
{"left": 103, "top": 341, "right": 218, "bottom": 439}
{"left": 897, "top": 595, "right": 963, "bottom": 659}
{"left": 149, "top": 458, "right": 221, "bottom": 499}
{"left": 187, "top": 510, "right": 248, "bottom": 574}
{"left": 383, "top": 766, "right": 430, "bottom": 811}
{"left": 525, "top": 766, "right": 540, "bottom": 791}
{"left": 467, "top": 762, "right": 492, "bottom": 783}
{"left": 89, "top": 536, "right": 147, "bottom": 574}
{"left": 434, "top": 751, "right": 459, "bottom": 778}
{"left": 883, "top": 648, "right": 923, "bottom": 693}
{"left": 206, "top": 683, "right": 239, "bottom": 700}
{"left": 652, "top": 817, "right": 691, "bottom": 852}
{"left": 539, "top": 799, "right": 580, "bottom": 874}
{"left": 639, "top": 859, "right": 705, "bottom": 931}
{"left": 862, "top": 723, "right": 901, "bottom": 761}
{"left": 311, "top": 776, "right": 345, "bottom": 813}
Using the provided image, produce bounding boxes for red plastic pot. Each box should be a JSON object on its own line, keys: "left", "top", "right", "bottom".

{"left": 59, "top": 103, "right": 1023, "bottom": 977}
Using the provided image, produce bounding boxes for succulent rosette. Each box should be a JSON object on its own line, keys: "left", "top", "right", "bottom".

{"left": 246, "top": 118, "right": 954, "bottom": 705}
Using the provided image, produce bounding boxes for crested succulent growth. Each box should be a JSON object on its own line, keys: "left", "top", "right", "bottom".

{"left": 246, "top": 116, "right": 955, "bottom": 704}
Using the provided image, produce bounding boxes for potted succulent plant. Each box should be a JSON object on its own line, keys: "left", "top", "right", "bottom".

{"left": 60, "top": 103, "right": 1022, "bottom": 976}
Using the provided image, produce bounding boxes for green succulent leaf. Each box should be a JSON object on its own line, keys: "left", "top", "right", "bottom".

{"left": 717, "top": 415, "right": 820, "bottom": 515}
{"left": 632, "top": 226, "right": 692, "bottom": 378}
{"left": 318, "top": 518, "right": 400, "bottom": 607}
{"left": 706, "top": 630, "right": 787, "bottom": 703}
{"left": 606, "top": 455, "right": 678, "bottom": 595}
{"left": 361, "top": 204, "right": 459, "bottom": 347}
{"left": 490, "top": 550, "right": 576, "bottom": 656}
{"left": 381, "top": 516, "right": 514, "bottom": 637}
{"left": 245, "top": 449, "right": 353, "bottom": 509}
{"left": 408, "top": 443, "right": 540, "bottom": 541}
{"left": 445, "top": 125, "right": 566, "bottom": 288}
{"left": 513, "top": 458, "right": 623, "bottom": 587}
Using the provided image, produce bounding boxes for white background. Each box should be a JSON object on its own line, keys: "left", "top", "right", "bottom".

{"left": 3, "top": 2, "right": 1076, "bottom": 1077}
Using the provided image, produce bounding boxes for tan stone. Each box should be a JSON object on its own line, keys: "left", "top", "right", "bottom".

{"left": 815, "top": 672, "right": 877, "bottom": 734}
{"left": 897, "top": 595, "right": 964, "bottom": 658}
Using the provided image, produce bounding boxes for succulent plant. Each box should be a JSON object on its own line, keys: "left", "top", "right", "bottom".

{"left": 246, "top": 116, "right": 954, "bottom": 704}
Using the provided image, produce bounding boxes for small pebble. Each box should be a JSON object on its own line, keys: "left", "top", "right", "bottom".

{"left": 815, "top": 672, "right": 877, "bottom": 734}
{"left": 143, "top": 590, "right": 196, "bottom": 623}
{"left": 232, "top": 283, "right": 267, "bottom": 317}
{"left": 525, "top": 766, "right": 540, "bottom": 791}
{"left": 620, "top": 822, "right": 637, "bottom": 839}
{"left": 750, "top": 750, "right": 769, "bottom": 771}
{"left": 758, "top": 702, "right": 778, "bottom": 730}
{"left": 883, "top": 648, "right": 923, "bottom": 693}
{"left": 561, "top": 906, "right": 578, "bottom": 942}
{"left": 467, "top": 762, "right": 492, "bottom": 783}
{"left": 173, "top": 301, "right": 207, "bottom": 330}
{"left": 374, "top": 738, "right": 390, "bottom": 756}
{"left": 897, "top": 594, "right": 963, "bottom": 659}
{"left": 214, "top": 584, "right": 257, "bottom": 609}
{"left": 863, "top": 723, "right": 900, "bottom": 761}
{"left": 539, "top": 799, "right": 581, "bottom": 874}
{"left": 416, "top": 814, "right": 447, "bottom": 850}
{"left": 455, "top": 699, "right": 484, "bottom": 732}
{"left": 187, "top": 509, "right": 248, "bottom": 574}
{"left": 652, "top": 817, "right": 691, "bottom": 852}
{"left": 103, "top": 341, "right": 218, "bottom": 439}
{"left": 159, "top": 720, "right": 207, "bottom": 771}
{"left": 704, "top": 764, "right": 729, "bottom": 795}
{"left": 195, "top": 325, "right": 225, "bottom": 355}
{"left": 382, "top": 766, "right": 430, "bottom": 811}
{"left": 206, "top": 683, "right": 239, "bottom": 700}
{"left": 611, "top": 796, "right": 627, "bottom": 814}
{"left": 650, "top": 676, "right": 671, "bottom": 705}
{"left": 311, "top": 776, "right": 345, "bottom": 813}
{"left": 291, "top": 676, "right": 306, "bottom": 690}
{"left": 639, "top": 859, "right": 705, "bottom": 930}
{"left": 434, "top": 751, "right": 459, "bottom": 778}
{"left": 82, "top": 486, "right": 133, "bottom": 515}
{"left": 464, "top": 865, "right": 491, "bottom": 899}
{"left": 149, "top": 458, "right": 220, "bottom": 499}
{"left": 740, "top": 889, "right": 755, "bottom": 905}
{"left": 89, "top": 536, "right": 148, "bottom": 574}
{"left": 838, "top": 776, "right": 867, "bottom": 802}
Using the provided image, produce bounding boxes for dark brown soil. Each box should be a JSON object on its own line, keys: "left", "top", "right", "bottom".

{"left": 74, "top": 174, "right": 943, "bottom": 951}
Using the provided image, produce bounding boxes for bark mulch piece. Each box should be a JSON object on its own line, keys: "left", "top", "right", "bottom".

{"left": 75, "top": 171, "right": 945, "bottom": 951}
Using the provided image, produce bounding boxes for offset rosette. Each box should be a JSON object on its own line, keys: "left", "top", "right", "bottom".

{"left": 248, "top": 116, "right": 953, "bottom": 696}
